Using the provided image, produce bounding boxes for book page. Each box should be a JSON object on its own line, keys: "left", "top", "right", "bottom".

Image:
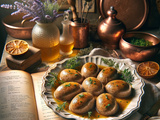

{"left": 31, "top": 72, "right": 65, "bottom": 120}
{"left": 0, "top": 70, "right": 38, "bottom": 120}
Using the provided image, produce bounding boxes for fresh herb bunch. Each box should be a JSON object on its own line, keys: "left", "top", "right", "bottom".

{"left": 1, "top": 0, "right": 67, "bottom": 23}
{"left": 65, "top": 56, "right": 81, "bottom": 69}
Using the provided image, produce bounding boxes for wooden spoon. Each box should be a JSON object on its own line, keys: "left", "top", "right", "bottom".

{"left": 67, "top": 0, "right": 78, "bottom": 22}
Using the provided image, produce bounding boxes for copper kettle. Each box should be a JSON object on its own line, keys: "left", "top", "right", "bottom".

{"left": 97, "top": 6, "right": 126, "bottom": 49}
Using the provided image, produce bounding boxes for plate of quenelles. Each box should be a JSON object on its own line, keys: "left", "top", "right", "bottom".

{"left": 41, "top": 55, "right": 145, "bottom": 120}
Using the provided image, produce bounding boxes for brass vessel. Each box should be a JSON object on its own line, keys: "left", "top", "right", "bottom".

{"left": 97, "top": 6, "right": 126, "bottom": 49}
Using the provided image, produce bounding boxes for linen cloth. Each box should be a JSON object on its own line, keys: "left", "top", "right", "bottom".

{"left": 89, "top": 48, "right": 160, "bottom": 120}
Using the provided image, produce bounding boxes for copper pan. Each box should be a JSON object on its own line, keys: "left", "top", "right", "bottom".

{"left": 2, "top": 13, "right": 35, "bottom": 39}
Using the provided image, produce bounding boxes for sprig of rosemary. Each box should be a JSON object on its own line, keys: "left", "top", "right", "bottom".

{"left": 101, "top": 58, "right": 115, "bottom": 67}
{"left": 56, "top": 101, "right": 67, "bottom": 111}
{"left": 46, "top": 72, "right": 58, "bottom": 87}
{"left": 120, "top": 69, "right": 134, "bottom": 84}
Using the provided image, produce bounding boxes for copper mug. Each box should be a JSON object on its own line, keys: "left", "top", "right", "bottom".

{"left": 69, "top": 19, "right": 89, "bottom": 49}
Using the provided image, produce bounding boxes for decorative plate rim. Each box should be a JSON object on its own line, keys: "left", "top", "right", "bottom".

{"left": 41, "top": 55, "right": 145, "bottom": 120}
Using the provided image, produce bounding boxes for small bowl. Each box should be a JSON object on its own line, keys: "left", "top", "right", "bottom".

{"left": 119, "top": 31, "right": 160, "bottom": 61}
{"left": 2, "top": 13, "right": 35, "bottom": 39}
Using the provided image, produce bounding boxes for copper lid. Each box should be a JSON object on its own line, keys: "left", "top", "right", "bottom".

{"left": 97, "top": 0, "right": 149, "bottom": 31}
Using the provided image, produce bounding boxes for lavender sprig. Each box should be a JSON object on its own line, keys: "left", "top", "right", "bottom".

{"left": 1, "top": 0, "right": 66, "bottom": 23}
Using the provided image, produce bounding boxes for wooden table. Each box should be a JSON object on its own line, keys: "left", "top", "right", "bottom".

{"left": 0, "top": 29, "right": 160, "bottom": 120}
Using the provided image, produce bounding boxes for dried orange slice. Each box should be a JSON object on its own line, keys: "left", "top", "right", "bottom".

{"left": 137, "top": 61, "right": 159, "bottom": 79}
{"left": 5, "top": 39, "right": 29, "bottom": 55}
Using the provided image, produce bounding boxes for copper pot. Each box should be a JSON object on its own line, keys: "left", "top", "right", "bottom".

{"left": 2, "top": 13, "right": 35, "bottom": 39}
{"left": 119, "top": 31, "right": 160, "bottom": 61}
{"left": 69, "top": 19, "right": 89, "bottom": 48}
{"left": 97, "top": 6, "right": 126, "bottom": 49}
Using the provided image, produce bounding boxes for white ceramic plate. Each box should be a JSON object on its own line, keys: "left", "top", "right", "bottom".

{"left": 41, "top": 55, "right": 145, "bottom": 120}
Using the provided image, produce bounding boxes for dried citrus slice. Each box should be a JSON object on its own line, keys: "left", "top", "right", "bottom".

{"left": 5, "top": 39, "right": 29, "bottom": 55}
{"left": 137, "top": 61, "right": 159, "bottom": 79}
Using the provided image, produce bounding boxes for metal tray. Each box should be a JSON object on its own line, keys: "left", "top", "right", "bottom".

{"left": 97, "top": 0, "right": 149, "bottom": 31}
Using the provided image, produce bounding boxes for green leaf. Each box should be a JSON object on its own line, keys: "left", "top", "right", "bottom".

{"left": 120, "top": 68, "right": 134, "bottom": 84}
{"left": 88, "top": 111, "right": 92, "bottom": 118}
{"left": 46, "top": 72, "right": 58, "bottom": 87}
{"left": 56, "top": 101, "right": 67, "bottom": 111}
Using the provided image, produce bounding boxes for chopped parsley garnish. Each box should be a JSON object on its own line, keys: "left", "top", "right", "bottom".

{"left": 65, "top": 83, "right": 71, "bottom": 87}
{"left": 89, "top": 64, "right": 92, "bottom": 68}
{"left": 79, "top": 94, "right": 84, "bottom": 98}
{"left": 75, "top": 74, "right": 78, "bottom": 76}
{"left": 105, "top": 95, "right": 109, "bottom": 100}
{"left": 89, "top": 78, "right": 93, "bottom": 84}
{"left": 105, "top": 104, "right": 111, "bottom": 108}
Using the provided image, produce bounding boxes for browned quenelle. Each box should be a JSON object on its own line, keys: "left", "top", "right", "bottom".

{"left": 54, "top": 82, "right": 83, "bottom": 101}
{"left": 97, "top": 67, "right": 118, "bottom": 85}
{"left": 96, "top": 93, "right": 119, "bottom": 116}
{"left": 69, "top": 92, "right": 95, "bottom": 114}
{"left": 60, "top": 69, "right": 84, "bottom": 83}
{"left": 81, "top": 62, "right": 99, "bottom": 78}
{"left": 105, "top": 80, "right": 132, "bottom": 98}
{"left": 82, "top": 77, "right": 104, "bottom": 96}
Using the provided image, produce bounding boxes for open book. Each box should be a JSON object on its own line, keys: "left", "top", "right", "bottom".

{"left": 0, "top": 70, "right": 63, "bottom": 120}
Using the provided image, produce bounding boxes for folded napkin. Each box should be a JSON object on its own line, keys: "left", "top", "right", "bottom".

{"left": 89, "top": 48, "right": 160, "bottom": 120}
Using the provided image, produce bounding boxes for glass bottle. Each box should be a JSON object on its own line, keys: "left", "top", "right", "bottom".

{"left": 60, "top": 11, "right": 74, "bottom": 55}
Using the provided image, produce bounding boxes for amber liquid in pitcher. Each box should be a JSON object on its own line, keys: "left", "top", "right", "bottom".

{"left": 60, "top": 42, "right": 74, "bottom": 55}
{"left": 33, "top": 43, "right": 60, "bottom": 62}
